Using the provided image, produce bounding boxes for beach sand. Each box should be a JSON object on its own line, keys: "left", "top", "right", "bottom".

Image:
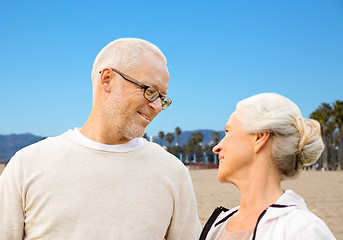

{"left": 0, "top": 164, "right": 4, "bottom": 175}
{"left": 190, "top": 169, "right": 343, "bottom": 239}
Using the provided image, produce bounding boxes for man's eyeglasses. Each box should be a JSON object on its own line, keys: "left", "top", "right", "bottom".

{"left": 99, "top": 68, "right": 172, "bottom": 110}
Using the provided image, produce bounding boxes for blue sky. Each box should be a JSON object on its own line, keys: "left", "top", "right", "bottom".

{"left": 0, "top": 0, "right": 342, "bottom": 138}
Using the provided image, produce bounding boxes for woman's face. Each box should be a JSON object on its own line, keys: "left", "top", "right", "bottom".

{"left": 212, "top": 112, "right": 256, "bottom": 183}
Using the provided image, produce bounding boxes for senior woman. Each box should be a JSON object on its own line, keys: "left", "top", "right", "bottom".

{"left": 200, "top": 93, "right": 335, "bottom": 240}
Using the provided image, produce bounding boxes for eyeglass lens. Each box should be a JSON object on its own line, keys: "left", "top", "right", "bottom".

{"left": 144, "top": 87, "right": 160, "bottom": 101}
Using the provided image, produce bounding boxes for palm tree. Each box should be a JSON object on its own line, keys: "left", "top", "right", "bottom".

{"left": 175, "top": 127, "right": 182, "bottom": 146}
{"left": 189, "top": 132, "right": 203, "bottom": 146}
{"left": 212, "top": 131, "right": 220, "bottom": 146}
{"left": 158, "top": 131, "right": 165, "bottom": 146}
{"left": 165, "top": 133, "right": 174, "bottom": 147}
{"left": 310, "top": 103, "right": 333, "bottom": 169}
{"left": 333, "top": 100, "right": 343, "bottom": 170}
{"left": 189, "top": 132, "right": 203, "bottom": 152}
{"left": 310, "top": 101, "right": 343, "bottom": 170}
{"left": 324, "top": 120, "right": 337, "bottom": 169}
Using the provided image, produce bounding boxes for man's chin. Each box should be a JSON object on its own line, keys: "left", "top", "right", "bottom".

{"left": 123, "top": 127, "right": 146, "bottom": 139}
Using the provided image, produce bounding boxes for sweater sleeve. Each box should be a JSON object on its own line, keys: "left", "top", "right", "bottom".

{"left": 0, "top": 153, "right": 25, "bottom": 240}
{"left": 165, "top": 170, "right": 202, "bottom": 240}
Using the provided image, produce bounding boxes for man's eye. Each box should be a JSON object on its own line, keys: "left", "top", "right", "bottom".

{"left": 146, "top": 88, "right": 157, "bottom": 96}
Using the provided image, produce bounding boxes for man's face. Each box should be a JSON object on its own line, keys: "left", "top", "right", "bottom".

{"left": 104, "top": 50, "right": 169, "bottom": 141}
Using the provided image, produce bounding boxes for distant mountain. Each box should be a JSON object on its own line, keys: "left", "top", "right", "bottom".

{"left": 0, "top": 129, "right": 224, "bottom": 164}
{"left": 150, "top": 129, "right": 225, "bottom": 147}
{"left": 0, "top": 134, "right": 43, "bottom": 163}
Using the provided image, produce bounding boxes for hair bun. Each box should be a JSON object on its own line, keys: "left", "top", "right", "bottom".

{"left": 295, "top": 117, "right": 324, "bottom": 166}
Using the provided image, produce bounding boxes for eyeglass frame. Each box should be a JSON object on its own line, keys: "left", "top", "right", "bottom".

{"left": 99, "top": 68, "right": 172, "bottom": 110}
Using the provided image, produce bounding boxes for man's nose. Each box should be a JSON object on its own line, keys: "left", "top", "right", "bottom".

{"left": 148, "top": 97, "right": 162, "bottom": 113}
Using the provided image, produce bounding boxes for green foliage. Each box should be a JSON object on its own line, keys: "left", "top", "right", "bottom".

{"left": 158, "top": 131, "right": 165, "bottom": 140}
{"left": 165, "top": 133, "right": 174, "bottom": 146}
{"left": 175, "top": 127, "right": 182, "bottom": 146}
{"left": 175, "top": 127, "right": 181, "bottom": 136}
{"left": 212, "top": 131, "right": 220, "bottom": 145}
{"left": 310, "top": 100, "right": 343, "bottom": 170}
{"left": 188, "top": 132, "right": 203, "bottom": 145}
{"left": 158, "top": 131, "right": 165, "bottom": 145}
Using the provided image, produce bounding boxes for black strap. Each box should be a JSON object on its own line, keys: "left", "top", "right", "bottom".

{"left": 270, "top": 204, "right": 296, "bottom": 208}
{"left": 199, "top": 206, "right": 229, "bottom": 240}
{"left": 215, "top": 209, "right": 238, "bottom": 227}
{"left": 252, "top": 209, "right": 267, "bottom": 240}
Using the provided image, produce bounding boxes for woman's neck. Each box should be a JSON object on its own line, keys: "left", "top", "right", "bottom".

{"left": 226, "top": 166, "right": 283, "bottom": 232}
{"left": 236, "top": 163, "right": 283, "bottom": 214}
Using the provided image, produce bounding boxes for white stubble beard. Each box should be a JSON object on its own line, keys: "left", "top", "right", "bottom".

{"left": 104, "top": 95, "right": 146, "bottom": 140}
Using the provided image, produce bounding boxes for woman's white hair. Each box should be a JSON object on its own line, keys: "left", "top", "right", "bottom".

{"left": 235, "top": 93, "right": 324, "bottom": 179}
{"left": 91, "top": 38, "right": 167, "bottom": 88}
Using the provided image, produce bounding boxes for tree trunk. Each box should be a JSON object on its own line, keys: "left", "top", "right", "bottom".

{"left": 322, "top": 135, "right": 328, "bottom": 170}
{"left": 321, "top": 125, "right": 329, "bottom": 170}
{"left": 339, "top": 126, "right": 343, "bottom": 170}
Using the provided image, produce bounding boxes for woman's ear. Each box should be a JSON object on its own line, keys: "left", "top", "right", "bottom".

{"left": 99, "top": 69, "right": 112, "bottom": 92}
{"left": 254, "top": 132, "right": 271, "bottom": 153}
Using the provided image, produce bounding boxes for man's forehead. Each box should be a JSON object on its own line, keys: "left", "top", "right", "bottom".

{"left": 139, "top": 68, "right": 169, "bottom": 94}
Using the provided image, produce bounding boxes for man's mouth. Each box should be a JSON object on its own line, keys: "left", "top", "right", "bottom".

{"left": 219, "top": 156, "right": 224, "bottom": 164}
{"left": 139, "top": 112, "right": 151, "bottom": 122}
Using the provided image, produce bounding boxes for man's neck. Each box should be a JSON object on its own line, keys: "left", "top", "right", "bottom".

{"left": 80, "top": 117, "right": 131, "bottom": 145}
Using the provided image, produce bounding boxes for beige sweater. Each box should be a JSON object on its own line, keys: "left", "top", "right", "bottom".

{"left": 0, "top": 133, "right": 201, "bottom": 239}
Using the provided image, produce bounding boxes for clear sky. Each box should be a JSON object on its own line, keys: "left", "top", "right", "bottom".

{"left": 1, "top": 0, "right": 342, "bottom": 138}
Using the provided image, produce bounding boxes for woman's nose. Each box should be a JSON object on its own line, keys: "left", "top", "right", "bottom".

{"left": 212, "top": 142, "right": 222, "bottom": 154}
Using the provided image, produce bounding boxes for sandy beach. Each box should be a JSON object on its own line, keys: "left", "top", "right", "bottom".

{"left": 190, "top": 169, "right": 343, "bottom": 239}
{"left": 0, "top": 164, "right": 4, "bottom": 175}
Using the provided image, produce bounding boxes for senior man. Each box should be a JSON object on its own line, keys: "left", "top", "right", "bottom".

{"left": 0, "top": 38, "right": 201, "bottom": 239}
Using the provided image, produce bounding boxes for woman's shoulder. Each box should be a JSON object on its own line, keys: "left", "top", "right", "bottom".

{"left": 280, "top": 209, "right": 335, "bottom": 239}
{"left": 264, "top": 190, "right": 336, "bottom": 239}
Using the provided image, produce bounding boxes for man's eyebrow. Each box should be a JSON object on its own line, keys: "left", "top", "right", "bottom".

{"left": 150, "top": 84, "right": 167, "bottom": 95}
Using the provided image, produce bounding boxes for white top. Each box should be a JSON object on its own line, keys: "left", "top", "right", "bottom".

{"left": 0, "top": 131, "right": 201, "bottom": 239}
{"left": 65, "top": 128, "right": 145, "bottom": 152}
{"left": 217, "top": 228, "right": 253, "bottom": 240}
{"left": 204, "top": 190, "right": 335, "bottom": 240}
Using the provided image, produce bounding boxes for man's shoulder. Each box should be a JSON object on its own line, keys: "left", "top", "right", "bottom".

{"left": 143, "top": 141, "right": 188, "bottom": 172}
{"left": 4, "top": 134, "right": 70, "bottom": 172}
{"left": 143, "top": 141, "right": 174, "bottom": 155}
{"left": 13, "top": 134, "right": 70, "bottom": 159}
{"left": 143, "top": 141, "right": 181, "bottom": 160}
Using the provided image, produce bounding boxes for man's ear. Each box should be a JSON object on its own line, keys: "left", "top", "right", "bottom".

{"left": 100, "top": 69, "right": 112, "bottom": 92}
{"left": 254, "top": 132, "right": 271, "bottom": 153}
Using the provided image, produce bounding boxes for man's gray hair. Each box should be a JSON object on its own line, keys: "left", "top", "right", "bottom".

{"left": 235, "top": 93, "right": 324, "bottom": 179}
{"left": 91, "top": 38, "right": 167, "bottom": 87}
